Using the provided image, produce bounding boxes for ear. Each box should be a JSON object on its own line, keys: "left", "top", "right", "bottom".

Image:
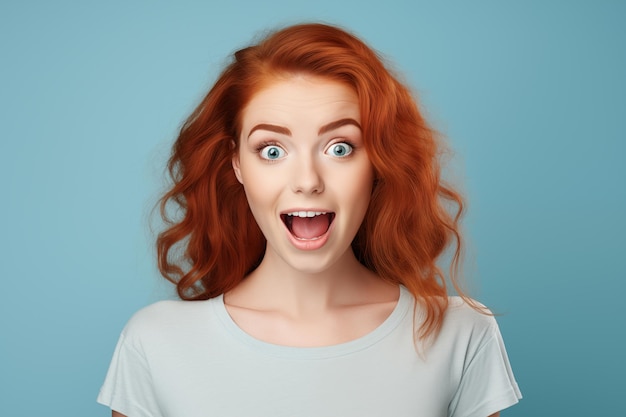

{"left": 232, "top": 153, "right": 243, "bottom": 184}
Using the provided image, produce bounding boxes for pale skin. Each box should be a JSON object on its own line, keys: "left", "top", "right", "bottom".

{"left": 111, "top": 75, "right": 500, "bottom": 417}
{"left": 228, "top": 75, "right": 399, "bottom": 347}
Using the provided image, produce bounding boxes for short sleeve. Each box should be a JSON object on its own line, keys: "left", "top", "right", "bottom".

{"left": 448, "top": 320, "right": 522, "bottom": 417}
{"left": 97, "top": 332, "right": 163, "bottom": 417}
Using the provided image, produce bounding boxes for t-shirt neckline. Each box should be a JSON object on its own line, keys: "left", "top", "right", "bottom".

{"left": 213, "top": 285, "right": 411, "bottom": 360}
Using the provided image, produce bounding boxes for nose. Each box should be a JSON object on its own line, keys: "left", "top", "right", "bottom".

{"left": 290, "top": 154, "right": 324, "bottom": 194}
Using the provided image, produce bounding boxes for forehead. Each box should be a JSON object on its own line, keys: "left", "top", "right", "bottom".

{"left": 240, "top": 76, "right": 360, "bottom": 131}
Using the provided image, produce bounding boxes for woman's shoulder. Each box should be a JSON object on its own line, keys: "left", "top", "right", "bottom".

{"left": 435, "top": 296, "right": 500, "bottom": 346}
{"left": 443, "top": 295, "right": 497, "bottom": 328}
{"left": 445, "top": 296, "right": 495, "bottom": 322}
{"left": 120, "top": 297, "right": 220, "bottom": 345}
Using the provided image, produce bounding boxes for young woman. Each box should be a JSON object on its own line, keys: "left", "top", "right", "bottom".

{"left": 98, "top": 23, "right": 521, "bottom": 417}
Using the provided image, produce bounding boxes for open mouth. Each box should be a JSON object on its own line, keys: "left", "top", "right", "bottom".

{"left": 281, "top": 211, "right": 335, "bottom": 240}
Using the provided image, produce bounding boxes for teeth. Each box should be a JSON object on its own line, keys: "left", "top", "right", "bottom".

{"left": 286, "top": 211, "right": 327, "bottom": 218}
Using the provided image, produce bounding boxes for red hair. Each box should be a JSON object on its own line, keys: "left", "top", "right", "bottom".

{"left": 158, "top": 23, "right": 468, "bottom": 338}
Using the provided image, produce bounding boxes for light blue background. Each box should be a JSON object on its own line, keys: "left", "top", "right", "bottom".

{"left": 1, "top": 1, "right": 624, "bottom": 416}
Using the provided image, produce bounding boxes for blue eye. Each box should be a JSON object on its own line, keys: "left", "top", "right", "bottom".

{"left": 326, "top": 143, "right": 353, "bottom": 157}
{"left": 260, "top": 145, "right": 286, "bottom": 160}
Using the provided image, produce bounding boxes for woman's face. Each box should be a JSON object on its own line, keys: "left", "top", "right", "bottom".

{"left": 233, "top": 75, "right": 374, "bottom": 274}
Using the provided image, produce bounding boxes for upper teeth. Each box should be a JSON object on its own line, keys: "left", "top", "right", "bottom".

{"left": 287, "top": 211, "right": 327, "bottom": 218}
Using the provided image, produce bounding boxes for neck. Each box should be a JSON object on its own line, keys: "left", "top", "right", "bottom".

{"left": 230, "top": 246, "right": 381, "bottom": 318}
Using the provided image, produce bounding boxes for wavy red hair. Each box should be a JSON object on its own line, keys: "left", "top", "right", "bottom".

{"left": 158, "top": 23, "right": 467, "bottom": 338}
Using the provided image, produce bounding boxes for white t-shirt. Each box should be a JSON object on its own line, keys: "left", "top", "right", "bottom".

{"left": 98, "top": 286, "right": 521, "bottom": 417}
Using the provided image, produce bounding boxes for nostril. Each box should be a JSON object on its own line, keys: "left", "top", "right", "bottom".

{"left": 291, "top": 164, "right": 324, "bottom": 193}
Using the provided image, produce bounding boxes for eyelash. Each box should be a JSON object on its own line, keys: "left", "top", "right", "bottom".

{"left": 255, "top": 141, "right": 285, "bottom": 162}
{"left": 254, "top": 141, "right": 280, "bottom": 152}
{"left": 326, "top": 140, "right": 357, "bottom": 157}
{"left": 253, "top": 140, "right": 358, "bottom": 160}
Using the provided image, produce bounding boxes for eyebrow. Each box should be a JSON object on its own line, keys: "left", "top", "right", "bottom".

{"left": 247, "top": 118, "right": 361, "bottom": 139}
{"left": 319, "top": 118, "right": 361, "bottom": 135}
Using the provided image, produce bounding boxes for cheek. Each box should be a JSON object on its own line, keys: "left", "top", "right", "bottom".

{"left": 241, "top": 185, "right": 270, "bottom": 233}
{"left": 242, "top": 181, "right": 267, "bottom": 210}
{"left": 237, "top": 156, "right": 264, "bottom": 201}
{"left": 239, "top": 168, "right": 281, "bottom": 219}
{"left": 355, "top": 162, "right": 375, "bottom": 195}
{"left": 341, "top": 164, "right": 375, "bottom": 212}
